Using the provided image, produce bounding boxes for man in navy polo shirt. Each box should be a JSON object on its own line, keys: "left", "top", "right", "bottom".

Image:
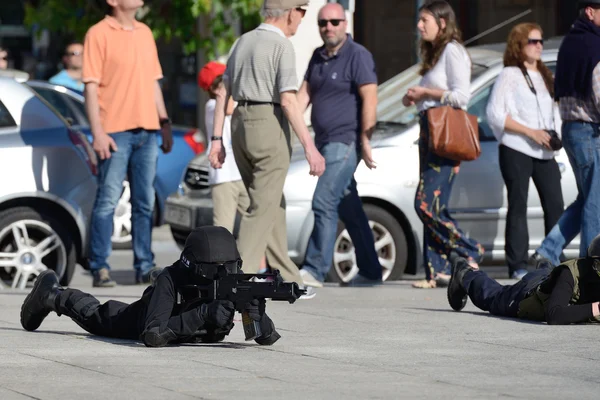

{"left": 297, "top": 2, "right": 382, "bottom": 294}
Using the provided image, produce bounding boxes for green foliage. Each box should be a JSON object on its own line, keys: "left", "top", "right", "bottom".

{"left": 23, "top": 0, "right": 262, "bottom": 58}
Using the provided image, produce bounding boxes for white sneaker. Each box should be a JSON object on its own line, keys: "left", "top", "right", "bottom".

{"left": 299, "top": 286, "right": 316, "bottom": 300}
{"left": 300, "top": 269, "right": 324, "bottom": 288}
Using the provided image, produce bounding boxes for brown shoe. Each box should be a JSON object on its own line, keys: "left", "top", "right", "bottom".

{"left": 93, "top": 268, "right": 116, "bottom": 288}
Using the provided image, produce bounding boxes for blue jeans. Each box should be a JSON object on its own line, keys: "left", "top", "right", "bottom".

{"left": 89, "top": 130, "right": 158, "bottom": 277}
{"left": 537, "top": 121, "right": 600, "bottom": 264}
{"left": 302, "top": 141, "right": 382, "bottom": 282}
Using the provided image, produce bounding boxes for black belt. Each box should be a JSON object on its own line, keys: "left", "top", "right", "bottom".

{"left": 238, "top": 100, "right": 280, "bottom": 107}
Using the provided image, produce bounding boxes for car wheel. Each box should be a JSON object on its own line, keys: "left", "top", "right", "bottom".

{"left": 112, "top": 180, "right": 133, "bottom": 250}
{"left": 327, "top": 204, "right": 408, "bottom": 283}
{"left": 0, "top": 207, "right": 77, "bottom": 288}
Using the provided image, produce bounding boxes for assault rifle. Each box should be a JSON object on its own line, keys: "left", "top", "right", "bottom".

{"left": 178, "top": 269, "right": 306, "bottom": 341}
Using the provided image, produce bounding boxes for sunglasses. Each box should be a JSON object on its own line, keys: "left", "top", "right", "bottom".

{"left": 318, "top": 19, "right": 345, "bottom": 28}
{"left": 527, "top": 38, "right": 544, "bottom": 45}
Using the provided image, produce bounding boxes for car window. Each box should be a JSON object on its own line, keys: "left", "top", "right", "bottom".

{"left": 32, "top": 87, "right": 79, "bottom": 124}
{"left": 467, "top": 84, "right": 495, "bottom": 141}
{"left": 0, "top": 99, "right": 16, "bottom": 127}
{"left": 69, "top": 95, "right": 90, "bottom": 125}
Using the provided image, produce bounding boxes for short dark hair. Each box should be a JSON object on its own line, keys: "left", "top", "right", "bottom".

{"left": 208, "top": 75, "right": 224, "bottom": 99}
{"left": 64, "top": 41, "right": 83, "bottom": 53}
{"left": 580, "top": 4, "right": 600, "bottom": 18}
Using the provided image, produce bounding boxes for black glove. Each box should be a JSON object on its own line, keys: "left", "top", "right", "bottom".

{"left": 244, "top": 298, "right": 266, "bottom": 321}
{"left": 199, "top": 300, "right": 235, "bottom": 329}
{"left": 254, "top": 313, "right": 281, "bottom": 346}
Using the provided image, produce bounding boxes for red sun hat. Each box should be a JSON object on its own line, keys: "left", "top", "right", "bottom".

{"left": 198, "top": 61, "right": 226, "bottom": 91}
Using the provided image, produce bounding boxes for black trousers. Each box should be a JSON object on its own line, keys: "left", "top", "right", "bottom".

{"left": 55, "top": 267, "right": 206, "bottom": 341}
{"left": 463, "top": 268, "right": 551, "bottom": 317}
{"left": 499, "top": 145, "right": 564, "bottom": 275}
{"left": 55, "top": 288, "right": 148, "bottom": 340}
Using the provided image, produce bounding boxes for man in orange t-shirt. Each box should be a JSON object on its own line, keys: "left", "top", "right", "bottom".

{"left": 83, "top": 0, "right": 173, "bottom": 287}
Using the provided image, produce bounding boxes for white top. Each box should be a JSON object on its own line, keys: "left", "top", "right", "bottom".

{"left": 416, "top": 41, "right": 471, "bottom": 112}
{"left": 205, "top": 99, "right": 242, "bottom": 185}
{"left": 486, "top": 67, "right": 561, "bottom": 160}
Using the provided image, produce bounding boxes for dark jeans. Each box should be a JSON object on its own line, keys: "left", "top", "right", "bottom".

{"left": 302, "top": 141, "right": 382, "bottom": 282}
{"left": 499, "top": 145, "right": 564, "bottom": 275}
{"left": 463, "top": 268, "right": 551, "bottom": 317}
{"left": 415, "top": 114, "right": 484, "bottom": 280}
{"left": 89, "top": 130, "right": 159, "bottom": 279}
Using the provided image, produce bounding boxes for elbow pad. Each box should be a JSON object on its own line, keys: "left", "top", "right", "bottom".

{"left": 141, "top": 326, "right": 177, "bottom": 348}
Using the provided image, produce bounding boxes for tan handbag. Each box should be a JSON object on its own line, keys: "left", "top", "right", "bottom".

{"left": 426, "top": 106, "right": 481, "bottom": 161}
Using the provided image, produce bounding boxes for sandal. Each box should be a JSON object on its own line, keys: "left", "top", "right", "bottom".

{"left": 411, "top": 279, "right": 437, "bottom": 289}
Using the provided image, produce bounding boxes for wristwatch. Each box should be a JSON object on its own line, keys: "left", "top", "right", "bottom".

{"left": 159, "top": 117, "right": 171, "bottom": 127}
{"left": 211, "top": 136, "right": 223, "bottom": 141}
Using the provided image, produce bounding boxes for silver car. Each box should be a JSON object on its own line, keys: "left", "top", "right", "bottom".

{"left": 0, "top": 77, "right": 98, "bottom": 288}
{"left": 165, "top": 38, "right": 577, "bottom": 282}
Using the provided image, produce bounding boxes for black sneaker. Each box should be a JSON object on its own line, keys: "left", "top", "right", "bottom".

{"left": 93, "top": 268, "right": 116, "bottom": 288}
{"left": 528, "top": 252, "right": 553, "bottom": 269}
{"left": 447, "top": 257, "right": 474, "bottom": 312}
{"left": 20, "top": 270, "right": 61, "bottom": 331}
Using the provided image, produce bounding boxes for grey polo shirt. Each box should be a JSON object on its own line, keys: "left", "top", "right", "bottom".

{"left": 224, "top": 23, "right": 298, "bottom": 104}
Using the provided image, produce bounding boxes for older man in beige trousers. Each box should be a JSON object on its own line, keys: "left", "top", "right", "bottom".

{"left": 209, "top": 0, "right": 325, "bottom": 290}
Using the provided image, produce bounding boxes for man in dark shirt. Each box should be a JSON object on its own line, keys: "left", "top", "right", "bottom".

{"left": 296, "top": 3, "right": 382, "bottom": 293}
{"left": 447, "top": 236, "right": 600, "bottom": 325}
{"left": 20, "top": 226, "right": 281, "bottom": 347}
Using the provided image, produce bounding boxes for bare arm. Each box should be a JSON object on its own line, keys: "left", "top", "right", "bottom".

{"left": 154, "top": 81, "right": 168, "bottom": 119}
{"left": 297, "top": 81, "right": 311, "bottom": 113}
{"left": 154, "top": 81, "right": 172, "bottom": 153}
{"left": 226, "top": 96, "right": 235, "bottom": 116}
{"left": 281, "top": 91, "right": 314, "bottom": 150}
{"left": 280, "top": 91, "right": 325, "bottom": 176}
{"left": 208, "top": 80, "right": 229, "bottom": 169}
{"left": 359, "top": 84, "right": 377, "bottom": 140}
{"left": 84, "top": 82, "right": 104, "bottom": 138}
{"left": 358, "top": 84, "right": 378, "bottom": 169}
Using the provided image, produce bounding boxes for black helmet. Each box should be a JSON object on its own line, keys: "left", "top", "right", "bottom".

{"left": 579, "top": 0, "right": 600, "bottom": 8}
{"left": 180, "top": 226, "right": 242, "bottom": 279}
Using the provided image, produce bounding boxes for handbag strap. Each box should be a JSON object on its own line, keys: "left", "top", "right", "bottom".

{"left": 520, "top": 68, "right": 555, "bottom": 131}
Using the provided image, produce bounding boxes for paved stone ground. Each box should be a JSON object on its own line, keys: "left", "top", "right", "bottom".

{"left": 1, "top": 227, "right": 599, "bottom": 400}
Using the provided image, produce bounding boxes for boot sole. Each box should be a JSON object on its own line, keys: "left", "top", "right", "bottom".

{"left": 20, "top": 270, "right": 56, "bottom": 331}
{"left": 447, "top": 263, "right": 468, "bottom": 312}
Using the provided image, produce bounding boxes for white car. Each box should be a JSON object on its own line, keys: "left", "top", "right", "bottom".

{"left": 0, "top": 77, "right": 98, "bottom": 288}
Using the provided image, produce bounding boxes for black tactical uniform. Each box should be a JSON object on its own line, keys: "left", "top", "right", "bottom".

{"left": 447, "top": 235, "right": 600, "bottom": 325}
{"left": 20, "top": 226, "right": 280, "bottom": 347}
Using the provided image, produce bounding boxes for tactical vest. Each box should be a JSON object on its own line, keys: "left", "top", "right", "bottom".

{"left": 516, "top": 259, "right": 585, "bottom": 321}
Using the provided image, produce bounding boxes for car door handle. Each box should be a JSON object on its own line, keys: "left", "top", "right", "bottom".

{"left": 558, "top": 162, "right": 566, "bottom": 173}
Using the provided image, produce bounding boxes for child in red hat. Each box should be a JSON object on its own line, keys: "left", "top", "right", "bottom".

{"left": 198, "top": 61, "right": 268, "bottom": 273}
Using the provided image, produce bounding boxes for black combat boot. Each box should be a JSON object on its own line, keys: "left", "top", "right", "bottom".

{"left": 20, "top": 270, "right": 62, "bottom": 331}
{"left": 447, "top": 256, "right": 474, "bottom": 312}
{"left": 528, "top": 252, "right": 554, "bottom": 270}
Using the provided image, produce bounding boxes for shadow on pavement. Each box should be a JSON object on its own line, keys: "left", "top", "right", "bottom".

{"left": 404, "top": 306, "right": 545, "bottom": 325}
